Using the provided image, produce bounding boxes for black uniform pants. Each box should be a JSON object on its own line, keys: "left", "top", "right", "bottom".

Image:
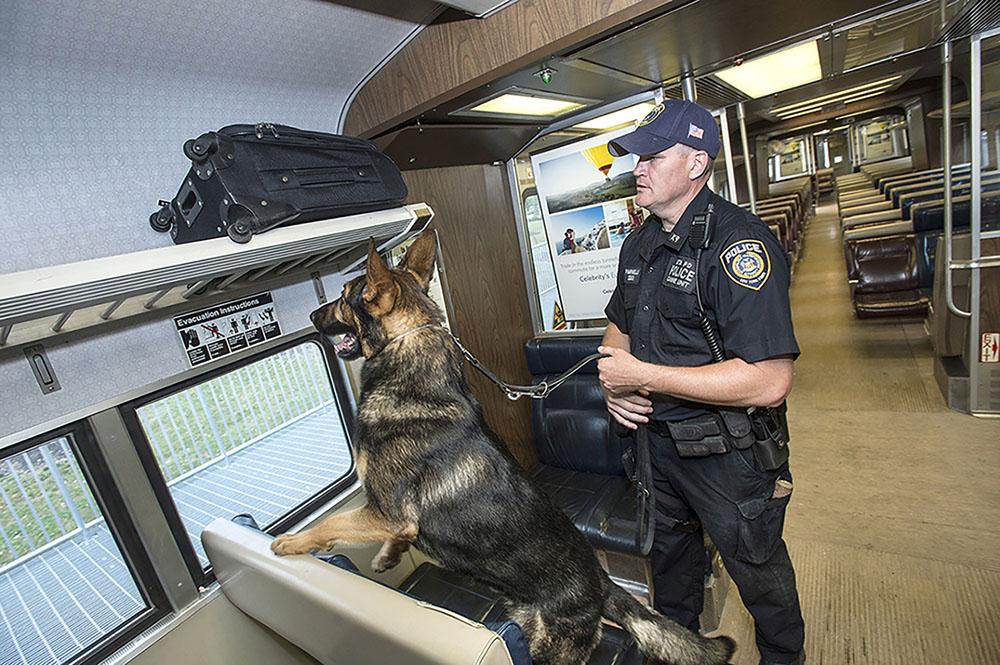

{"left": 648, "top": 429, "right": 804, "bottom": 664}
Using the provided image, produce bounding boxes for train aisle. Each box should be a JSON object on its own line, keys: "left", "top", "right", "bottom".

{"left": 716, "top": 201, "right": 1000, "bottom": 664}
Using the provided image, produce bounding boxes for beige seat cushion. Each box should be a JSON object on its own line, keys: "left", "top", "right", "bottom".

{"left": 202, "top": 519, "right": 514, "bottom": 665}
{"left": 841, "top": 200, "right": 894, "bottom": 216}
{"left": 843, "top": 220, "right": 914, "bottom": 241}
{"left": 842, "top": 209, "right": 903, "bottom": 229}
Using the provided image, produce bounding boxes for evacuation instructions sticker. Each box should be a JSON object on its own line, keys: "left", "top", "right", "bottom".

{"left": 175, "top": 292, "right": 281, "bottom": 367}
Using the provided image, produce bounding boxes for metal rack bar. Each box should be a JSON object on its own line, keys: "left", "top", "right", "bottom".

{"left": 99, "top": 299, "right": 125, "bottom": 321}
{"left": 143, "top": 288, "right": 172, "bottom": 310}
{"left": 181, "top": 280, "right": 212, "bottom": 300}
{"left": 51, "top": 311, "right": 73, "bottom": 333}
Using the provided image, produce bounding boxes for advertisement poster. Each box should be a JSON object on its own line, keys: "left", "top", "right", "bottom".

{"left": 530, "top": 127, "right": 643, "bottom": 321}
{"left": 174, "top": 292, "right": 281, "bottom": 367}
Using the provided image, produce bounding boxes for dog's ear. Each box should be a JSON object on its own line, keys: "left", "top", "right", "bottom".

{"left": 401, "top": 230, "right": 437, "bottom": 291}
{"left": 363, "top": 239, "right": 398, "bottom": 313}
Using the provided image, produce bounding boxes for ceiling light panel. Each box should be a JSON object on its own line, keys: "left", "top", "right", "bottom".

{"left": 713, "top": 41, "right": 823, "bottom": 99}
{"left": 469, "top": 93, "right": 585, "bottom": 117}
{"left": 774, "top": 85, "right": 896, "bottom": 119}
{"left": 775, "top": 90, "right": 894, "bottom": 119}
{"left": 770, "top": 76, "right": 902, "bottom": 115}
{"left": 572, "top": 102, "right": 658, "bottom": 130}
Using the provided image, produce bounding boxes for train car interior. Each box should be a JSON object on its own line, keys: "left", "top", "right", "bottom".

{"left": 1, "top": 1, "right": 998, "bottom": 664}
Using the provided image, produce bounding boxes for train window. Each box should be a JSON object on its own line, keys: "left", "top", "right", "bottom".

{"left": 767, "top": 135, "right": 812, "bottom": 182}
{"left": 856, "top": 114, "right": 910, "bottom": 163}
{"left": 1, "top": 428, "right": 164, "bottom": 665}
{"left": 127, "top": 341, "right": 353, "bottom": 572}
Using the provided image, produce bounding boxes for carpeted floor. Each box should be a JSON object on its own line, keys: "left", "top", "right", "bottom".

{"left": 714, "top": 201, "right": 1000, "bottom": 665}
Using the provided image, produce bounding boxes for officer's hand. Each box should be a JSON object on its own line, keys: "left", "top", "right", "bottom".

{"left": 603, "top": 390, "right": 653, "bottom": 430}
{"left": 597, "top": 346, "right": 648, "bottom": 396}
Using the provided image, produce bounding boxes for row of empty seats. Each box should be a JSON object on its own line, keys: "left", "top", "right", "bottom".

{"left": 815, "top": 167, "right": 835, "bottom": 196}
{"left": 745, "top": 177, "right": 814, "bottom": 260}
{"left": 836, "top": 161, "right": 999, "bottom": 321}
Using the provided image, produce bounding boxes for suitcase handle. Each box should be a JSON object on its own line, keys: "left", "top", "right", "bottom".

{"left": 263, "top": 165, "right": 377, "bottom": 190}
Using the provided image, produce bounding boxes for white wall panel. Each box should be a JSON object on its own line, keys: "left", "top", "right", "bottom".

{"left": 0, "top": 274, "right": 349, "bottom": 441}
{"left": 0, "top": 0, "right": 433, "bottom": 439}
{"left": 0, "top": 0, "right": 437, "bottom": 272}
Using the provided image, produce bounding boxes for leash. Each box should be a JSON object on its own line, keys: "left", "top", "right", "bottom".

{"left": 634, "top": 424, "right": 656, "bottom": 557}
{"left": 383, "top": 324, "right": 607, "bottom": 400}
{"left": 448, "top": 332, "right": 607, "bottom": 401}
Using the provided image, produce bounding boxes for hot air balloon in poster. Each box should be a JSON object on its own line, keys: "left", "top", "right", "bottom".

{"left": 583, "top": 144, "right": 615, "bottom": 181}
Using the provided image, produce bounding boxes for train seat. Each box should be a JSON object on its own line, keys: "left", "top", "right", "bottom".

{"left": 203, "top": 518, "right": 644, "bottom": 665}
{"left": 845, "top": 235, "right": 928, "bottom": 319}
{"left": 398, "top": 562, "right": 643, "bottom": 665}
{"left": 523, "top": 337, "right": 639, "bottom": 556}
{"left": 202, "top": 518, "right": 517, "bottom": 665}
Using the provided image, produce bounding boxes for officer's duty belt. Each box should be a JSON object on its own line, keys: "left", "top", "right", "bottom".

{"left": 647, "top": 411, "right": 753, "bottom": 458}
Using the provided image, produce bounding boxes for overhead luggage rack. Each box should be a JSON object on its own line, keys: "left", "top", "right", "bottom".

{"left": 0, "top": 204, "right": 432, "bottom": 349}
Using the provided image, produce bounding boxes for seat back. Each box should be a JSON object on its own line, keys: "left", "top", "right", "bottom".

{"left": 849, "top": 235, "right": 920, "bottom": 294}
{"left": 202, "top": 519, "right": 515, "bottom": 665}
{"left": 915, "top": 231, "right": 941, "bottom": 290}
{"left": 524, "top": 337, "right": 626, "bottom": 477}
{"left": 845, "top": 234, "right": 913, "bottom": 283}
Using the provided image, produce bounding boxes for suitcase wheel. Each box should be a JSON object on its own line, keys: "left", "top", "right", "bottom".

{"left": 184, "top": 134, "right": 218, "bottom": 163}
{"left": 227, "top": 220, "right": 254, "bottom": 244}
{"left": 149, "top": 207, "right": 174, "bottom": 233}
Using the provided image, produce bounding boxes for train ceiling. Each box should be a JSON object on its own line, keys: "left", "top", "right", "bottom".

{"left": 370, "top": 0, "right": 997, "bottom": 167}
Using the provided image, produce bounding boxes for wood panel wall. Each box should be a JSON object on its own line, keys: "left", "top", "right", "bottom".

{"left": 403, "top": 165, "right": 538, "bottom": 469}
{"left": 345, "top": 0, "right": 678, "bottom": 137}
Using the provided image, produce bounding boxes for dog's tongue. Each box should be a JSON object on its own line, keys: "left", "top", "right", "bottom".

{"left": 335, "top": 333, "right": 357, "bottom": 353}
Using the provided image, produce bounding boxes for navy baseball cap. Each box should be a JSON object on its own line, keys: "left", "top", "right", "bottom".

{"left": 609, "top": 99, "right": 721, "bottom": 159}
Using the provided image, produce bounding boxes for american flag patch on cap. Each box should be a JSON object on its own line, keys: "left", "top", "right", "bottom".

{"left": 688, "top": 123, "right": 704, "bottom": 139}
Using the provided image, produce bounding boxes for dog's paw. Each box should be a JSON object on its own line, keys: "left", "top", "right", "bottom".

{"left": 370, "top": 550, "right": 402, "bottom": 573}
{"left": 270, "top": 534, "right": 313, "bottom": 556}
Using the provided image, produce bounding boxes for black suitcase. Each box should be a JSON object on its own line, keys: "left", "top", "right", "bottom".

{"left": 150, "top": 123, "right": 408, "bottom": 244}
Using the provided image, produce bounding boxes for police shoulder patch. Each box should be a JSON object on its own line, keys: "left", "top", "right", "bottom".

{"left": 720, "top": 239, "right": 771, "bottom": 291}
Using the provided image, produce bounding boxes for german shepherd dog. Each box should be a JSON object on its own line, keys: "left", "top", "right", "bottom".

{"left": 271, "top": 231, "right": 735, "bottom": 665}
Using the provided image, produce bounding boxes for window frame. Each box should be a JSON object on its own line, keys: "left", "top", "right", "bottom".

{"left": 0, "top": 421, "right": 170, "bottom": 665}
{"left": 117, "top": 332, "right": 358, "bottom": 587}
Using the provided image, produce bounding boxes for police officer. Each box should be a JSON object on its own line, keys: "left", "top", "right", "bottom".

{"left": 596, "top": 99, "right": 805, "bottom": 665}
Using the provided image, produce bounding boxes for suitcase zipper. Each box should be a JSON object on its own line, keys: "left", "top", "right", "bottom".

{"left": 253, "top": 123, "right": 281, "bottom": 139}
{"left": 226, "top": 124, "right": 379, "bottom": 151}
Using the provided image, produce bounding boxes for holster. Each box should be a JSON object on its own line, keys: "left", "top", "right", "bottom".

{"left": 749, "top": 403, "right": 790, "bottom": 471}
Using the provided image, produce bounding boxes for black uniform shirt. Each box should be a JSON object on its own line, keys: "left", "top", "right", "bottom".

{"left": 604, "top": 186, "right": 799, "bottom": 421}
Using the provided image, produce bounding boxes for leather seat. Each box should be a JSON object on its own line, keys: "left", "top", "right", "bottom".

{"left": 531, "top": 466, "right": 637, "bottom": 553}
{"left": 854, "top": 290, "right": 929, "bottom": 319}
{"left": 399, "top": 563, "right": 508, "bottom": 624}
{"left": 523, "top": 337, "right": 640, "bottom": 556}
{"left": 846, "top": 235, "right": 928, "bottom": 319}
{"left": 400, "top": 562, "right": 644, "bottom": 665}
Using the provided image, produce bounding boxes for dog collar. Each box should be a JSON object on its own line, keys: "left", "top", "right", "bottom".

{"left": 383, "top": 323, "right": 442, "bottom": 350}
